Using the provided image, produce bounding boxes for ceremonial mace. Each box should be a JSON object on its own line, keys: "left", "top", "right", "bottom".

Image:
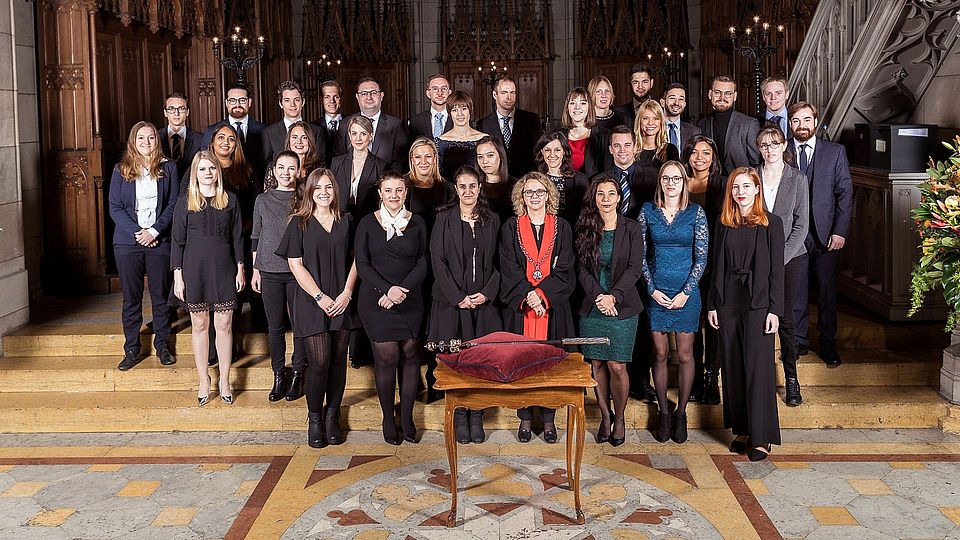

{"left": 425, "top": 337, "right": 610, "bottom": 354}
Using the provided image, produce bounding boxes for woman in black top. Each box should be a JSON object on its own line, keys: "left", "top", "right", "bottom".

{"left": 277, "top": 167, "right": 359, "bottom": 448}
{"left": 171, "top": 151, "right": 245, "bottom": 406}
{"left": 534, "top": 132, "right": 589, "bottom": 226}
{"left": 634, "top": 101, "right": 680, "bottom": 177}
{"left": 355, "top": 171, "right": 429, "bottom": 444}
{"left": 475, "top": 135, "right": 515, "bottom": 222}
{"left": 499, "top": 172, "right": 576, "bottom": 444}
{"left": 706, "top": 167, "right": 784, "bottom": 462}
{"left": 406, "top": 137, "right": 455, "bottom": 232}
{"left": 429, "top": 166, "right": 502, "bottom": 444}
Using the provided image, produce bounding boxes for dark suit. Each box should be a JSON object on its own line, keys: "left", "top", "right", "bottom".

{"left": 478, "top": 108, "right": 543, "bottom": 178}
{"left": 564, "top": 126, "right": 612, "bottom": 179}
{"left": 613, "top": 98, "right": 654, "bottom": 132}
{"left": 310, "top": 116, "right": 343, "bottom": 164}
{"left": 261, "top": 119, "right": 328, "bottom": 168}
{"left": 202, "top": 118, "right": 267, "bottom": 179}
{"left": 330, "top": 151, "right": 387, "bottom": 219}
{"left": 108, "top": 160, "right": 180, "bottom": 356}
{"left": 596, "top": 162, "right": 654, "bottom": 220}
{"left": 158, "top": 127, "right": 202, "bottom": 180}
{"left": 666, "top": 120, "right": 701, "bottom": 153}
{"left": 787, "top": 137, "right": 852, "bottom": 353}
{"left": 758, "top": 109, "right": 793, "bottom": 140}
{"left": 409, "top": 109, "right": 453, "bottom": 141}
{"left": 333, "top": 112, "right": 409, "bottom": 172}
{"left": 696, "top": 110, "right": 761, "bottom": 175}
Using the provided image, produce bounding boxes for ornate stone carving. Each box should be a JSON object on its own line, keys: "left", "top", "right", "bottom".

{"left": 44, "top": 64, "right": 85, "bottom": 90}
{"left": 42, "top": 0, "right": 97, "bottom": 15}
{"left": 303, "top": 0, "right": 412, "bottom": 63}
{"left": 576, "top": 0, "right": 691, "bottom": 58}
{"left": 149, "top": 51, "right": 164, "bottom": 68}
{"left": 439, "top": 0, "right": 550, "bottom": 62}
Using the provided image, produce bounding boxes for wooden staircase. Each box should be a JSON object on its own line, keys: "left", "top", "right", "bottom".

{"left": 0, "top": 294, "right": 950, "bottom": 433}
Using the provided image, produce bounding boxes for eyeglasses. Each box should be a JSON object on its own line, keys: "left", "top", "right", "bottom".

{"left": 660, "top": 175, "right": 684, "bottom": 185}
{"left": 164, "top": 106, "right": 187, "bottom": 113}
{"left": 522, "top": 189, "right": 547, "bottom": 198}
{"left": 758, "top": 141, "right": 784, "bottom": 150}
{"left": 429, "top": 86, "right": 450, "bottom": 93}
{"left": 713, "top": 91, "right": 736, "bottom": 98}
{"left": 226, "top": 98, "right": 249, "bottom": 105}
{"left": 357, "top": 90, "right": 382, "bottom": 97}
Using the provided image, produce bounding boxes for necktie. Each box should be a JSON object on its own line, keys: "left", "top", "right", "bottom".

{"left": 329, "top": 119, "right": 337, "bottom": 132}
{"left": 618, "top": 170, "right": 631, "bottom": 214}
{"left": 772, "top": 115, "right": 783, "bottom": 133}
{"left": 170, "top": 133, "right": 182, "bottom": 160}
{"left": 234, "top": 121, "right": 245, "bottom": 145}
{"left": 799, "top": 143, "right": 810, "bottom": 174}
{"left": 669, "top": 123, "right": 679, "bottom": 149}
{"left": 433, "top": 112, "right": 444, "bottom": 138}
{"left": 501, "top": 116, "right": 512, "bottom": 148}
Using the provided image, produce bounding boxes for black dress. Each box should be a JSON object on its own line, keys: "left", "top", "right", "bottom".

{"left": 408, "top": 181, "right": 455, "bottom": 233}
{"left": 275, "top": 214, "right": 358, "bottom": 337}
{"left": 708, "top": 219, "right": 784, "bottom": 447}
{"left": 428, "top": 208, "right": 502, "bottom": 342}
{"left": 436, "top": 138, "right": 480, "bottom": 180}
{"left": 170, "top": 193, "right": 243, "bottom": 312}
{"left": 484, "top": 179, "right": 515, "bottom": 223}
{"left": 547, "top": 172, "right": 589, "bottom": 227}
{"left": 355, "top": 213, "right": 429, "bottom": 342}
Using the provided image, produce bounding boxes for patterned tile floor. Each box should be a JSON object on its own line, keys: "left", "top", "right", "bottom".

{"left": 0, "top": 429, "right": 958, "bottom": 539}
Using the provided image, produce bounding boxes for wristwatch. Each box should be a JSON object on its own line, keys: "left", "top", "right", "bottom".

{"left": 314, "top": 293, "right": 324, "bottom": 303}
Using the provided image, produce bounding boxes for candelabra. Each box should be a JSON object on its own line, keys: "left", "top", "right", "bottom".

{"left": 478, "top": 60, "right": 508, "bottom": 88}
{"left": 730, "top": 16, "right": 784, "bottom": 116}
{"left": 645, "top": 47, "right": 687, "bottom": 84}
{"left": 306, "top": 54, "right": 342, "bottom": 84}
{"left": 211, "top": 26, "right": 266, "bottom": 88}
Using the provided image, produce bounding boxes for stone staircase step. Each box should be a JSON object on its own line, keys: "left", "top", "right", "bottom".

{"left": 0, "top": 385, "right": 945, "bottom": 433}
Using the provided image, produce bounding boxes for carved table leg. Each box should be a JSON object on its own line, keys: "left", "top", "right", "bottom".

{"left": 444, "top": 399, "right": 458, "bottom": 527}
{"left": 565, "top": 403, "right": 574, "bottom": 491}
{"left": 574, "top": 403, "right": 586, "bottom": 524}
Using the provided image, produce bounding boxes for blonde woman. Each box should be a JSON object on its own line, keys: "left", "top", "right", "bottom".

{"left": 171, "top": 151, "right": 245, "bottom": 406}
{"left": 634, "top": 100, "right": 680, "bottom": 173}
{"left": 406, "top": 136, "right": 455, "bottom": 231}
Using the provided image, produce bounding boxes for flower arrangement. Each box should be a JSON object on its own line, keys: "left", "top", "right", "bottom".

{"left": 909, "top": 136, "right": 960, "bottom": 330}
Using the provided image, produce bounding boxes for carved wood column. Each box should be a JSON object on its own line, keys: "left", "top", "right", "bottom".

{"left": 37, "top": 0, "right": 108, "bottom": 292}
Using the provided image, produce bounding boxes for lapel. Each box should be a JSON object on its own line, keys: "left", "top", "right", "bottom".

{"left": 372, "top": 114, "right": 390, "bottom": 158}
{"left": 724, "top": 113, "right": 739, "bottom": 159}
{"left": 610, "top": 216, "right": 625, "bottom": 278}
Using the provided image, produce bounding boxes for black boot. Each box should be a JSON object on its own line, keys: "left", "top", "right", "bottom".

{"left": 268, "top": 370, "right": 287, "bottom": 402}
{"left": 325, "top": 407, "right": 343, "bottom": 445}
{"left": 469, "top": 410, "right": 485, "bottom": 444}
{"left": 672, "top": 411, "right": 688, "bottom": 444}
{"left": 454, "top": 409, "right": 470, "bottom": 444}
{"left": 702, "top": 370, "right": 721, "bottom": 405}
{"left": 285, "top": 370, "right": 305, "bottom": 401}
{"left": 785, "top": 377, "right": 803, "bottom": 406}
{"left": 654, "top": 410, "right": 672, "bottom": 443}
{"left": 307, "top": 412, "right": 326, "bottom": 448}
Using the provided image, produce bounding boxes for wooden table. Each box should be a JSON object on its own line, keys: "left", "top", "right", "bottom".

{"left": 433, "top": 353, "right": 597, "bottom": 527}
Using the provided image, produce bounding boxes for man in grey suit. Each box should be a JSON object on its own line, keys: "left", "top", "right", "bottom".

{"left": 788, "top": 101, "right": 852, "bottom": 368}
{"left": 695, "top": 76, "right": 761, "bottom": 175}
{"left": 661, "top": 83, "right": 701, "bottom": 153}
{"left": 333, "top": 77, "right": 409, "bottom": 172}
{"left": 408, "top": 74, "right": 453, "bottom": 140}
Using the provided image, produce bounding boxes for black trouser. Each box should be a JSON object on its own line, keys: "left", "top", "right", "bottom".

{"left": 793, "top": 237, "right": 841, "bottom": 351}
{"left": 693, "top": 272, "right": 720, "bottom": 388}
{"left": 779, "top": 256, "right": 804, "bottom": 380}
{"left": 115, "top": 243, "right": 172, "bottom": 354}
{"left": 259, "top": 270, "right": 307, "bottom": 372}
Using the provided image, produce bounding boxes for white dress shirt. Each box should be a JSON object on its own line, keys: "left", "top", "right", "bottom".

{"left": 135, "top": 167, "right": 159, "bottom": 238}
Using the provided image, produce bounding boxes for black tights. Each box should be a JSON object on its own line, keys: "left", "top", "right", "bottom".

{"left": 591, "top": 360, "right": 630, "bottom": 439}
{"left": 652, "top": 332, "right": 695, "bottom": 414}
{"left": 371, "top": 338, "right": 420, "bottom": 439}
{"left": 303, "top": 330, "right": 350, "bottom": 414}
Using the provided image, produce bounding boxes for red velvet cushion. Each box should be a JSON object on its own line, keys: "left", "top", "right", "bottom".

{"left": 438, "top": 331, "right": 567, "bottom": 382}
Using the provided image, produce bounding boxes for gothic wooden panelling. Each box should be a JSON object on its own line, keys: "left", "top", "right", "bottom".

{"left": 439, "top": 0, "right": 552, "bottom": 119}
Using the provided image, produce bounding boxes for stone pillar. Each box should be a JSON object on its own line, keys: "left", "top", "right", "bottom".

{"left": 409, "top": 0, "right": 442, "bottom": 115}
{"left": 547, "top": 0, "right": 576, "bottom": 129}
{"left": 0, "top": 0, "right": 40, "bottom": 345}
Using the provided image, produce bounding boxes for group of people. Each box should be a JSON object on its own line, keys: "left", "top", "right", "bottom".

{"left": 107, "top": 64, "right": 852, "bottom": 461}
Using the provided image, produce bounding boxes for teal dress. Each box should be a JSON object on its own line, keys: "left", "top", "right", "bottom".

{"left": 579, "top": 230, "right": 639, "bottom": 362}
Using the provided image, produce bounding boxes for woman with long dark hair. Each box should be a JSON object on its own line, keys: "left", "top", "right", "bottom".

{"left": 534, "top": 131, "right": 589, "bottom": 226}
{"left": 475, "top": 135, "right": 515, "bottom": 221}
{"left": 277, "top": 167, "right": 359, "bottom": 447}
{"left": 707, "top": 167, "right": 784, "bottom": 461}
{"left": 575, "top": 175, "right": 644, "bottom": 446}
{"left": 640, "top": 161, "right": 709, "bottom": 443}
{"left": 499, "top": 172, "right": 576, "bottom": 443}
{"left": 429, "top": 165, "right": 502, "bottom": 444}
{"left": 109, "top": 121, "right": 180, "bottom": 371}
{"left": 355, "top": 171, "right": 429, "bottom": 444}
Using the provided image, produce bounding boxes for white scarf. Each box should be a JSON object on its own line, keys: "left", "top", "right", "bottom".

{"left": 379, "top": 204, "right": 409, "bottom": 240}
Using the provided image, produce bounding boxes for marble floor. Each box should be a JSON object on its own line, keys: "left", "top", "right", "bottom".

{"left": 0, "top": 428, "right": 958, "bottom": 539}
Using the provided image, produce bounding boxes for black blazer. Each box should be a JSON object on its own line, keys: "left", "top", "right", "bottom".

{"left": 478, "top": 108, "right": 543, "bottom": 178}
{"left": 108, "top": 160, "right": 180, "bottom": 245}
{"left": 672, "top": 120, "right": 701, "bottom": 152}
{"left": 757, "top": 109, "right": 793, "bottom": 140}
{"left": 613, "top": 101, "right": 637, "bottom": 131}
{"left": 158, "top": 127, "right": 202, "bottom": 180}
{"left": 310, "top": 116, "right": 342, "bottom": 162}
{"left": 706, "top": 214, "right": 785, "bottom": 316}
{"left": 564, "top": 126, "right": 612, "bottom": 179}
{"left": 330, "top": 151, "right": 387, "bottom": 219}
{"left": 577, "top": 216, "right": 645, "bottom": 318}
{"left": 202, "top": 118, "right": 267, "bottom": 177}
{"left": 334, "top": 112, "right": 409, "bottom": 172}
{"left": 553, "top": 170, "right": 590, "bottom": 226}
{"left": 261, "top": 120, "right": 329, "bottom": 168}
{"left": 696, "top": 110, "right": 761, "bottom": 175}
{"left": 409, "top": 109, "right": 453, "bottom": 141}
{"left": 786, "top": 138, "right": 853, "bottom": 246}
{"left": 594, "top": 164, "right": 653, "bottom": 220}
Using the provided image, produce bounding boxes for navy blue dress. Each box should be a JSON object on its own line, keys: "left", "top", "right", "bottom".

{"left": 639, "top": 201, "right": 708, "bottom": 333}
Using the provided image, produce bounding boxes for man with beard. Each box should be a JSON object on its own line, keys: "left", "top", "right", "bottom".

{"left": 262, "top": 80, "right": 326, "bottom": 166}
{"left": 614, "top": 63, "right": 655, "bottom": 130}
{"left": 788, "top": 101, "right": 852, "bottom": 368}
{"left": 478, "top": 76, "right": 543, "bottom": 177}
{"left": 333, "top": 77, "right": 409, "bottom": 172}
{"left": 202, "top": 83, "right": 266, "bottom": 179}
{"left": 695, "top": 76, "right": 761, "bottom": 175}
{"left": 409, "top": 74, "right": 453, "bottom": 140}
{"left": 660, "top": 83, "right": 701, "bottom": 151}
{"left": 759, "top": 76, "right": 792, "bottom": 139}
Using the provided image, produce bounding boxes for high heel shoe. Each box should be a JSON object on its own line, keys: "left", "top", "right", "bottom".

{"left": 748, "top": 444, "right": 771, "bottom": 462}
{"left": 219, "top": 381, "right": 234, "bottom": 405}
{"left": 595, "top": 416, "right": 611, "bottom": 444}
{"left": 198, "top": 375, "right": 212, "bottom": 407}
{"left": 729, "top": 436, "right": 748, "bottom": 454}
{"left": 543, "top": 422, "right": 558, "bottom": 444}
{"left": 517, "top": 420, "right": 532, "bottom": 443}
{"left": 382, "top": 421, "right": 401, "bottom": 446}
{"left": 609, "top": 414, "right": 626, "bottom": 447}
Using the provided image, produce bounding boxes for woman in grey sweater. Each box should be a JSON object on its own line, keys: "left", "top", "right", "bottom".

{"left": 252, "top": 151, "right": 306, "bottom": 402}
{"left": 756, "top": 126, "right": 809, "bottom": 407}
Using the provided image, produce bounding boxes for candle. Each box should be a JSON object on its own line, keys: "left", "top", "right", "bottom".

{"left": 242, "top": 38, "right": 248, "bottom": 45}
{"left": 777, "top": 25, "right": 785, "bottom": 32}
{"left": 212, "top": 37, "right": 219, "bottom": 44}
{"left": 729, "top": 26, "right": 736, "bottom": 35}
{"left": 257, "top": 36, "right": 264, "bottom": 43}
